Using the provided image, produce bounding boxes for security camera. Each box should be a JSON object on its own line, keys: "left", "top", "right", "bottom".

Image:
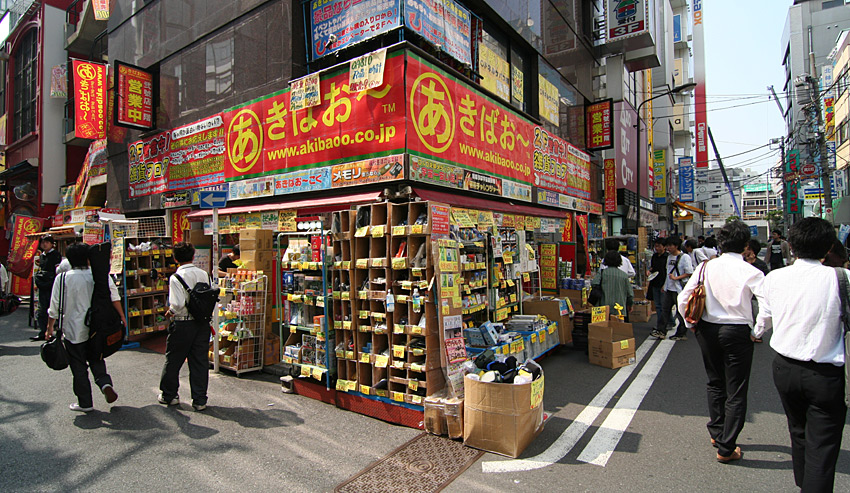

{"left": 326, "top": 34, "right": 337, "bottom": 50}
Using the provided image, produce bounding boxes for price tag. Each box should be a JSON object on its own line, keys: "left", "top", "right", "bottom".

{"left": 391, "top": 391, "right": 405, "bottom": 402}
{"left": 371, "top": 225, "right": 385, "bottom": 237}
{"left": 358, "top": 290, "right": 368, "bottom": 300}
{"left": 372, "top": 312, "right": 385, "bottom": 320}
{"left": 410, "top": 325, "right": 423, "bottom": 335}
{"left": 356, "top": 259, "right": 369, "bottom": 268}
{"left": 408, "top": 379, "right": 419, "bottom": 391}
{"left": 376, "top": 390, "right": 388, "bottom": 398}
{"left": 392, "top": 226, "right": 406, "bottom": 236}
{"left": 393, "top": 359, "right": 405, "bottom": 369}
{"left": 360, "top": 385, "right": 371, "bottom": 395}
{"left": 523, "top": 272, "right": 530, "bottom": 282}
{"left": 397, "top": 295, "right": 409, "bottom": 303}
{"left": 375, "top": 354, "right": 389, "bottom": 368}
{"left": 343, "top": 321, "right": 352, "bottom": 330}
{"left": 334, "top": 261, "right": 342, "bottom": 269}
{"left": 531, "top": 333, "right": 537, "bottom": 343}
{"left": 342, "top": 291, "right": 351, "bottom": 300}
{"left": 394, "top": 324, "right": 405, "bottom": 334}
{"left": 342, "top": 261, "right": 351, "bottom": 270}
{"left": 548, "top": 323, "right": 556, "bottom": 334}
{"left": 540, "top": 330, "right": 547, "bottom": 342}
{"left": 411, "top": 225, "right": 424, "bottom": 234}
{"left": 359, "top": 325, "right": 371, "bottom": 333}
{"left": 517, "top": 339, "right": 525, "bottom": 352}
{"left": 393, "top": 345, "right": 406, "bottom": 358}
{"left": 507, "top": 279, "right": 515, "bottom": 287}
{"left": 504, "top": 251, "right": 513, "bottom": 264}
{"left": 620, "top": 340, "right": 630, "bottom": 350}
{"left": 346, "top": 380, "right": 357, "bottom": 392}
{"left": 345, "top": 350, "right": 355, "bottom": 360}
{"left": 360, "top": 353, "right": 371, "bottom": 363}
{"left": 410, "top": 363, "right": 424, "bottom": 373}
{"left": 355, "top": 226, "right": 369, "bottom": 237}
{"left": 412, "top": 268, "right": 424, "bottom": 277}
{"left": 359, "top": 310, "right": 370, "bottom": 319}
{"left": 312, "top": 367, "right": 323, "bottom": 380}
{"left": 392, "top": 257, "right": 407, "bottom": 269}
{"left": 410, "top": 395, "right": 423, "bottom": 405}
{"left": 336, "top": 380, "right": 347, "bottom": 391}
{"left": 300, "top": 365, "right": 310, "bottom": 377}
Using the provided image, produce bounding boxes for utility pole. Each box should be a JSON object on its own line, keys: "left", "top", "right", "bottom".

{"left": 809, "top": 29, "right": 834, "bottom": 222}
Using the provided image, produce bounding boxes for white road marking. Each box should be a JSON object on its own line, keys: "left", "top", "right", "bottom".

{"left": 576, "top": 339, "right": 675, "bottom": 466}
{"left": 481, "top": 336, "right": 658, "bottom": 473}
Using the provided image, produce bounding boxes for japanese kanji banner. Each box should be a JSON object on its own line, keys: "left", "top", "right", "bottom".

{"left": 7, "top": 215, "right": 44, "bottom": 278}
{"left": 604, "top": 158, "right": 616, "bottom": 212}
{"left": 72, "top": 60, "right": 107, "bottom": 139}
{"left": 115, "top": 61, "right": 154, "bottom": 130}
{"left": 585, "top": 99, "right": 613, "bottom": 150}
{"left": 222, "top": 50, "right": 406, "bottom": 181}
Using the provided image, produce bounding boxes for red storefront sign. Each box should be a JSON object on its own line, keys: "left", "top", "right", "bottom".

{"left": 115, "top": 61, "right": 154, "bottom": 130}
{"left": 222, "top": 51, "right": 406, "bottom": 180}
{"left": 171, "top": 208, "right": 190, "bottom": 243}
{"left": 562, "top": 212, "right": 573, "bottom": 242}
{"left": 7, "top": 215, "right": 44, "bottom": 277}
{"left": 73, "top": 60, "right": 107, "bottom": 139}
{"left": 586, "top": 99, "right": 613, "bottom": 150}
{"left": 604, "top": 158, "right": 616, "bottom": 212}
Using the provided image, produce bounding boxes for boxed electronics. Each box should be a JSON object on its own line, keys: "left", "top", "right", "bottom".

{"left": 522, "top": 297, "right": 573, "bottom": 345}
{"left": 587, "top": 318, "right": 636, "bottom": 369}
{"left": 463, "top": 364, "right": 545, "bottom": 458}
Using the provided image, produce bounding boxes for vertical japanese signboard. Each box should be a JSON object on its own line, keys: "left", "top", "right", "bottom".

{"left": 653, "top": 149, "right": 666, "bottom": 204}
{"left": 92, "top": 0, "right": 109, "bottom": 20}
{"left": 538, "top": 74, "right": 559, "bottom": 126}
{"left": 678, "top": 157, "right": 695, "bottom": 202}
{"left": 693, "top": 0, "right": 708, "bottom": 168}
{"left": 404, "top": 0, "right": 472, "bottom": 66}
{"left": 604, "top": 158, "right": 616, "bottom": 212}
{"left": 786, "top": 149, "right": 802, "bottom": 214}
{"left": 310, "top": 0, "right": 400, "bottom": 59}
{"left": 115, "top": 61, "right": 155, "bottom": 130}
{"left": 605, "top": 0, "right": 649, "bottom": 42}
{"left": 8, "top": 215, "right": 44, "bottom": 278}
{"left": 170, "top": 208, "right": 190, "bottom": 243}
{"left": 586, "top": 99, "right": 613, "bottom": 150}
{"left": 73, "top": 60, "right": 107, "bottom": 139}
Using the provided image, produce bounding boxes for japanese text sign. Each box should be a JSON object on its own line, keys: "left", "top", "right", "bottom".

{"left": 653, "top": 149, "right": 666, "bottom": 204}
{"left": 604, "top": 158, "right": 616, "bottom": 212}
{"left": 310, "top": 0, "right": 400, "bottom": 59}
{"left": 8, "top": 215, "right": 43, "bottom": 277}
{"left": 73, "top": 60, "right": 107, "bottom": 139}
{"left": 115, "top": 61, "right": 154, "bottom": 130}
{"left": 586, "top": 99, "right": 613, "bottom": 150}
{"left": 290, "top": 74, "right": 321, "bottom": 112}
{"left": 678, "top": 158, "right": 695, "bottom": 202}
{"left": 349, "top": 48, "right": 386, "bottom": 93}
{"left": 404, "top": 0, "right": 472, "bottom": 66}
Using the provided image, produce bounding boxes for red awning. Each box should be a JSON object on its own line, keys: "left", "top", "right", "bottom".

{"left": 412, "top": 188, "right": 566, "bottom": 218}
{"left": 186, "top": 191, "right": 382, "bottom": 219}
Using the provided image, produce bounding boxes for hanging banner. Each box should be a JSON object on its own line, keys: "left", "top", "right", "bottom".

{"left": 533, "top": 128, "right": 592, "bottom": 199}
{"left": 115, "top": 61, "right": 155, "bottom": 130}
{"left": 7, "top": 215, "right": 44, "bottom": 277}
{"left": 50, "top": 63, "right": 67, "bottom": 98}
{"left": 289, "top": 73, "right": 321, "bottom": 112}
{"left": 654, "top": 149, "right": 666, "bottom": 204}
{"left": 75, "top": 139, "right": 108, "bottom": 207}
{"left": 562, "top": 212, "right": 573, "bottom": 242}
{"left": 167, "top": 115, "right": 226, "bottom": 191}
{"left": 604, "top": 158, "right": 616, "bottom": 212}
{"left": 479, "top": 43, "right": 510, "bottom": 101}
{"left": 786, "top": 149, "right": 803, "bottom": 214}
{"left": 310, "top": 0, "right": 400, "bottom": 59}
{"left": 92, "top": 0, "right": 109, "bottom": 20}
{"left": 170, "top": 208, "right": 190, "bottom": 243}
{"left": 693, "top": 0, "right": 708, "bottom": 168}
{"left": 404, "top": 0, "right": 472, "bottom": 66}
{"left": 349, "top": 48, "right": 387, "bottom": 93}
{"left": 72, "top": 59, "right": 107, "bottom": 139}
{"left": 128, "top": 132, "right": 170, "bottom": 197}
{"left": 576, "top": 214, "right": 589, "bottom": 276}
{"left": 678, "top": 158, "right": 695, "bottom": 202}
{"left": 614, "top": 101, "right": 638, "bottom": 193}
{"left": 223, "top": 50, "right": 405, "bottom": 181}
{"left": 586, "top": 99, "right": 613, "bottom": 150}
{"left": 538, "top": 74, "right": 559, "bottom": 126}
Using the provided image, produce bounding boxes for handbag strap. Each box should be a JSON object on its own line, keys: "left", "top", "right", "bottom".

{"left": 835, "top": 267, "right": 850, "bottom": 335}
{"left": 57, "top": 272, "right": 66, "bottom": 334}
{"left": 696, "top": 259, "right": 710, "bottom": 287}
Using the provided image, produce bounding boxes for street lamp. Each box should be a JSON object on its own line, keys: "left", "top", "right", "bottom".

{"left": 633, "top": 82, "right": 696, "bottom": 279}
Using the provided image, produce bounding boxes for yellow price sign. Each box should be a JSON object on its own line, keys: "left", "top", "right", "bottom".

{"left": 392, "top": 226, "right": 406, "bottom": 236}
{"left": 371, "top": 225, "right": 385, "bottom": 237}
{"left": 300, "top": 365, "right": 311, "bottom": 377}
{"left": 360, "top": 353, "right": 371, "bottom": 363}
{"left": 408, "top": 379, "right": 419, "bottom": 391}
{"left": 375, "top": 354, "right": 389, "bottom": 368}
{"left": 354, "top": 226, "right": 369, "bottom": 237}
{"left": 393, "top": 345, "right": 406, "bottom": 358}
{"left": 346, "top": 380, "right": 357, "bottom": 392}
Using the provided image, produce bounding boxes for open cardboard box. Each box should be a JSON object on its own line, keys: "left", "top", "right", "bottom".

{"left": 522, "top": 297, "right": 572, "bottom": 345}
{"left": 587, "top": 319, "right": 636, "bottom": 369}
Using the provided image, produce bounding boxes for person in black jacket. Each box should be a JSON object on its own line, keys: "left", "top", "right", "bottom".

{"left": 32, "top": 235, "right": 61, "bottom": 341}
{"left": 647, "top": 237, "right": 668, "bottom": 326}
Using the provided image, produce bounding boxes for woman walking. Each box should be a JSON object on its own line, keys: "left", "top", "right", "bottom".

{"left": 592, "top": 251, "right": 633, "bottom": 319}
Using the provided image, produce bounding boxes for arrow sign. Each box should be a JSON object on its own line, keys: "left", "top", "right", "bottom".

{"left": 199, "top": 190, "right": 227, "bottom": 209}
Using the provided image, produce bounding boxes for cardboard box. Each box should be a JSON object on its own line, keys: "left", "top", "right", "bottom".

{"left": 240, "top": 229, "right": 274, "bottom": 241}
{"left": 463, "top": 371, "right": 545, "bottom": 458}
{"left": 240, "top": 249, "right": 275, "bottom": 271}
{"left": 424, "top": 396, "right": 447, "bottom": 436}
{"left": 630, "top": 302, "right": 652, "bottom": 323}
{"left": 239, "top": 237, "right": 273, "bottom": 250}
{"left": 587, "top": 320, "right": 636, "bottom": 369}
{"left": 189, "top": 229, "right": 211, "bottom": 247}
{"left": 445, "top": 397, "right": 464, "bottom": 439}
{"left": 522, "top": 297, "right": 573, "bottom": 345}
{"left": 633, "top": 287, "right": 646, "bottom": 301}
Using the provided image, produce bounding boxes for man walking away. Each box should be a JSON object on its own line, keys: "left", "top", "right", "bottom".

{"left": 755, "top": 218, "right": 847, "bottom": 492}
{"left": 45, "top": 243, "right": 124, "bottom": 412}
{"left": 647, "top": 238, "right": 668, "bottom": 325}
{"left": 764, "top": 230, "right": 790, "bottom": 271}
{"left": 684, "top": 238, "right": 708, "bottom": 266}
{"left": 33, "top": 235, "right": 61, "bottom": 341}
{"left": 678, "top": 222, "right": 764, "bottom": 463}
{"left": 159, "top": 242, "right": 211, "bottom": 411}
{"left": 653, "top": 236, "right": 693, "bottom": 340}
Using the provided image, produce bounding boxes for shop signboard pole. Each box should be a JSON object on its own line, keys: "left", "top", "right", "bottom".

{"left": 200, "top": 190, "right": 227, "bottom": 373}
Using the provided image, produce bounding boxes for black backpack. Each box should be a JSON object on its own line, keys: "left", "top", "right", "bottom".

{"left": 86, "top": 242, "right": 125, "bottom": 360}
{"left": 174, "top": 273, "right": 219, "bottom": 324}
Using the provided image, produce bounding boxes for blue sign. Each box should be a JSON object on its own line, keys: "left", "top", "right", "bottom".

{"left": 404, "top": 0, "right": 472, "bottom": 66}
{"left": 749, "top": 225, "right": 758, "bottom": 237}
{"left": 679, "top": 161, "right": 695, "bottom": 202}
{"left": 310, "top": 0, "right": 400, "bottom": 60}
{"left": 199, "top": 190, "right": 227, "bottom": 209}
{"left": 191, "top": 184, "right": 229, "bottom": 205}
{"left": 673, "top": 14, "right": 682, "bottom": 43}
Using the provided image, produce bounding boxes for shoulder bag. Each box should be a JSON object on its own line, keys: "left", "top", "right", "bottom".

{"left": 833, "top": 267, "right": 850, "bottom": 407}
{"left": 588, "top": 269, "right": 605, "bottom": 306}
{"left": 684, "top": 260, "right": 710, "bottom": 324}
{"left": 40, "top": 273, "right": 69, "bottom": 371}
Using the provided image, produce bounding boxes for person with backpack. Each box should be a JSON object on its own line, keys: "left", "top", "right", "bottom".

{"left": 652, "top": 236, "right": 693, "bottom": 341}
{"left": 45, "top": 243, "right": 124, "bottom": 412}
{"left": 159, "top": 241, "right": 217, "bottom": 411}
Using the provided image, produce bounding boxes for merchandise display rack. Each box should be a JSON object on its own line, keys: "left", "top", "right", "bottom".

{"left": 277, "top": 231, "right": 333, "bottom": 389}
{"left": 490, "top": 228, "right": 522, "bottom": 322}
{"left": 120, "top": 237, "right": 175, "bottom": 339}
{"left": 212, "top": 272, "right": 268, "bottom": 375}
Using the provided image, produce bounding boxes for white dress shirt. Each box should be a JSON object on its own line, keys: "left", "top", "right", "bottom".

{"left": 664, "top": 253, "right": 693, "bottom": 292}
{"left": 677, "top": 253, "right": 764, "bottom": 330}
{"left": 755, "top": 259, "right": 848, "bottom": 365}
{"left": 169, "top": 263, "right": 211, "bottom": 318}
{"left": 600, "top": 255, "right": 636, "bottom": 277}
{"left": 0, "top": 263, "right": 8, "bottom": 292}
{"left": 48, "top": 268, "right": 121, "bottom": 344}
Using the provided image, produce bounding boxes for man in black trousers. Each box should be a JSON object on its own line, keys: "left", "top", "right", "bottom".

{"left": 32, "top": 235, "right": 62, "bottom": 341}
{"left": 755, "top": 217, "right": 847, "bottom": 492}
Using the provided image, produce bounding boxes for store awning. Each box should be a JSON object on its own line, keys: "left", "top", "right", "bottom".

{"left": 673, "top": 200, "right": 706, "bottom": 216}
{"left": 411, "top": 188, "right": 566, "bottom": 218}
{"left": 186, "top": 191, "right": 382, "bottom": 219}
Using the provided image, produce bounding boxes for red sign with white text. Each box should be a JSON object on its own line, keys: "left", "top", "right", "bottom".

{"left": 73, "top": 60, "right": 107, "bottom": 139}
{"left": 604, "top": 158, "right": 616, "bottom": 212}
{"left": 115, "top": 61, "right": 155, "bottom": 130}
{"left": 222, "top": 52, "right": 406, "bottom": 180}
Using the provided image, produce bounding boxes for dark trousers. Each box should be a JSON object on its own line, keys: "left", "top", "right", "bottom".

{"left": 773, "top": 354, "right": 846, "bottom": 492}
{"left": 650, "top": 285, "right": 664, "bottom": 323}
{"left": 37, "top": 287, "right": 51, "bottom": 337}
{"left": 159, "top": 320, "right": 210, "bottom": 406}
{"left": 64, "top": 339, "right": 112, "bottom": 408}
{"left": 658, "top": 290, "right": 686, "bottom": 335}
{"left": 694, "top": 322, "right": 754, "bottom": 457}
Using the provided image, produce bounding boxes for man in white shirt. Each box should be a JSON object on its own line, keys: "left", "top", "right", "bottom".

{"left": 45, "top": 243, "right": 124, "bottom": 412}
{"left": 754, "top": 218, "right": 847, "bottom": 491}
{"left": 652, "top": 236, "right": 693, "bottom": 340}
{"left": 684, "top": 238, "right": 708, "bottom": 266}
{"left": 678, "top": 222, "right": 764, "bottom": 463}
{"left": 159, "top": 242, "right": 213, "bottom": 411}
{"left": 601, "top": 239, "right": 635, "bottom": 277}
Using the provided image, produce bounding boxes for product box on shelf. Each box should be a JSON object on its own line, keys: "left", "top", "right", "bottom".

{"left": 463, "top": 370, "right": 545, "bottom": 458}
{"left": 241, "top": 250, "right": 275, "bottom": 271}
{"left": 522, "top": 297, "right": 572, "bottom": 345}
{"left": 587, "top": 319, "right": 636, "bottom": 369}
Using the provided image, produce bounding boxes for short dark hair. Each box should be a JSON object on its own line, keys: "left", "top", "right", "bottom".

{"left": 698, "top": 235, "right": 705, "bottom": 241}
{"left": 772, "top": 230, "right": 782, "bottom": 237}
{"left": 65, "top": 243, "right": 89, "bottom": 268}
{"left": 746, "top": 239, "right": 761, "bottom": 255}
{"left": 232, "top": 245, "right": 241, "bottom": 256}
{"left": 718, "top": 221, "right": 750, "bottom": 253}
{"left": 605, "top": 239, "right": 620, "bottom": 251}
{"left": 603, "top": 250, "right": 622, "bottom": 267}
{"left": 654, "top": 237, "right": 667, "bottom": 246}
{"left": 824, "top": 239, "right": 848, "bottom": 267}
{"left": 173, "top": 242, "right": 196, "bottom": 263}
{"left": 684, "top": 238, "right": 698, "bottom": 250}
{"left": 703, "top": 237, "right": 717, "bottom": 249}
{"left": 666, "top": 236, "right": 682, "bottom": 250}
{"left": 41, "top": 235, "right": 54, "bottom": 245}
{"left": 788, "top": 217, "right": 835, "bottom": 259}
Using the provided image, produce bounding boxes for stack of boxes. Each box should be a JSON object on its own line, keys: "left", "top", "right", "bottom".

{"left": 238, "top": 229, "right": 279, "bottom": 366}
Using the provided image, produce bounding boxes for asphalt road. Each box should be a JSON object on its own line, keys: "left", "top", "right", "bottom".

{"left": 1, "top": 307, "right": 849, "bottom": 492}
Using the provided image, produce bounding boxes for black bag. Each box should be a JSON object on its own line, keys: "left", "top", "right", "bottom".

{"left": 0, "top": 292, "right": 21, "bottom": 316}
{"left": 86, "top": 242, "right": 125, "bottom": 360}
{"left": 588, "top": 270, "right": 605, "bottom": 306}
{"left": 40, "top": 273, "right": 68, "bottom": 370}
{"left": 833, "top": 267, "right": 850, "bottom": 407}
{"left": 174, "top": 273, "right": 219, "bottom": 324}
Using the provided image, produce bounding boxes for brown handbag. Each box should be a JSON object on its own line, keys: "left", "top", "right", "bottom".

{"left": 684, "top": 260, "right": 710, "bottom": 324}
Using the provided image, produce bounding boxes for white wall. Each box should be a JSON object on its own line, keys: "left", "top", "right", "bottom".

{"left": 40, "top": 5, "right": 66, "bottom": 205}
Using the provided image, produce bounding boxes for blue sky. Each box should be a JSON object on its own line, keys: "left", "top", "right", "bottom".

{"left": 701, "top": 0, "right": 791, "bottom": 173}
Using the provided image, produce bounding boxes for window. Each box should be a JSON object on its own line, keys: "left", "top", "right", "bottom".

{"left": 13, "top": 29, "right": 38, "bottom": 141}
